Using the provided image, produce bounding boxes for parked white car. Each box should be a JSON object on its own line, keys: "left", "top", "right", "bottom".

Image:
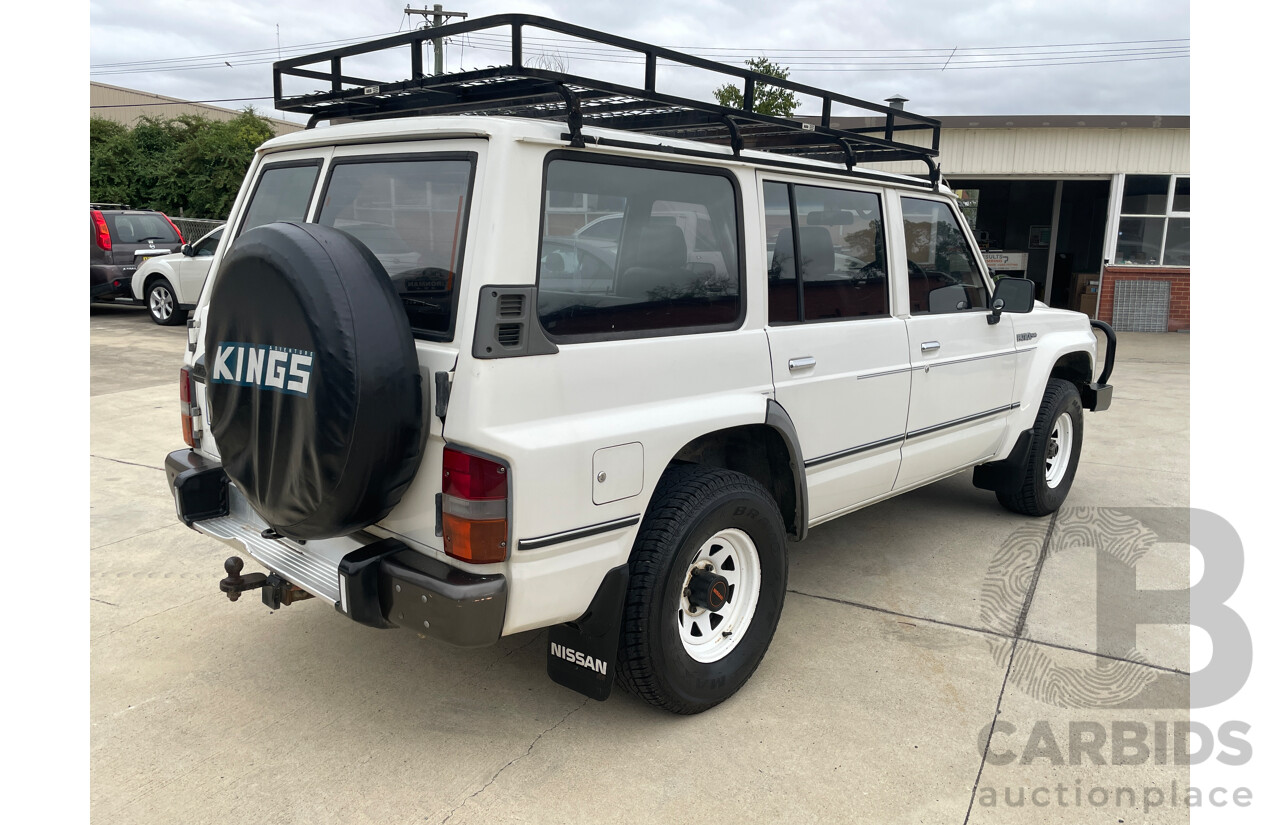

{"left": 131, "top": 225, "right": 224, "bottom": 325}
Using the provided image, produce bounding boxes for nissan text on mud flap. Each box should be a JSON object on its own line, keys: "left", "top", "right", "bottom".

{"left": 163, "top": 14, "right": 1116, "bottom": 715}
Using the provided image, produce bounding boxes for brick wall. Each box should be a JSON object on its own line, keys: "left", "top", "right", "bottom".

{"left": 1098, "top": 266, "right": 1190, "bottom": 332}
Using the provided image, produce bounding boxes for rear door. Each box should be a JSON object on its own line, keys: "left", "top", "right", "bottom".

{"left": 198, "top": 149, "right": 333, "bottom": 461}
{"left": 893, "top": 193, "right": 1017, "bottom": 489}
{"left": 314, "top": 142, "right": 486, "bottom": 546}
{"left": 761, "top": 174, "right": 910, "bottom": 520}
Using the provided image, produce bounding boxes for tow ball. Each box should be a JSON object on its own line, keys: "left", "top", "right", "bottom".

{"left": 219, "top": 556, "right": 314, "bottom": 609}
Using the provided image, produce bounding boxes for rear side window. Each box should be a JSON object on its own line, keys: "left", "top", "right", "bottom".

{"left": 900, "top": 197, "right": 989, "bottom": 314}
{"left": 764, "top": 181, "right": 889, "bottom": 323}
{"left": 537, "top": 157, "right": 742, "bottom": 339}
{"left": 317, "top": 155, "right": 474, "bottom": 338}
{"left": 107, "top": 213, "right": 179, "bottom": 244}
{"left": 239, "top": 162, "right": 321, "bottom": 235}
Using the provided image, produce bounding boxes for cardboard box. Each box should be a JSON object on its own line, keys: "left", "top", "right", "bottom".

{"left": 1078, "top": 293, "right": 1098, "bottom": 317}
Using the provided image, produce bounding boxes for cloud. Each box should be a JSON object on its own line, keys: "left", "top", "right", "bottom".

{"left": 90, "top": 0, "right": 1190, "bottom": 119}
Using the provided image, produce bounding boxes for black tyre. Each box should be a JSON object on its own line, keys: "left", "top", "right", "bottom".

{"left": 618, "top": 465, "right": 788, "bottom": 714}
{"left": 997, "top": 378, "right": 1084, "bottom": 517}
{"left": 147, "top": 278, "right": 188, "bottom": 326}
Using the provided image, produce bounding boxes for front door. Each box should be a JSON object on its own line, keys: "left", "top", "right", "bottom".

{"left": 893, "top": 194, "right": 1017, "bottom": 489}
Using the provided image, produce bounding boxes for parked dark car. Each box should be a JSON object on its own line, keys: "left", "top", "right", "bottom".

{"left": 90, "top": 204, "right": 185, "bottom": 303}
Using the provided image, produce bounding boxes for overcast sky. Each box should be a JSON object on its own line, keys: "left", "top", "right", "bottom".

{"left": 90, "top": 0, "right": 1190, "bottom": 124}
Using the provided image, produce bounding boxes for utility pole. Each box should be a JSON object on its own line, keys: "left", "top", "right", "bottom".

{"left": 404, "top": 4, "right": 468, "bottom": 75}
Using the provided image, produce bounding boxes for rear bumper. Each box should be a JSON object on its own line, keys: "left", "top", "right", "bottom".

{"left": 90, "top": 265, "right": 135, "bottom": 299}
{"left": 164, "top": 448, "right": 506, "bottom": 647}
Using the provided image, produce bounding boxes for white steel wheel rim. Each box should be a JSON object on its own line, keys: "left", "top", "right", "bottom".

{"left": 150, "top": 285, "right": 173, "bottom": 321}
{"left": 1044, "top": 412, "right": 1074, "bottom": 489}
{"left": 677, "top": 528, "right": 761, "bottom": 663}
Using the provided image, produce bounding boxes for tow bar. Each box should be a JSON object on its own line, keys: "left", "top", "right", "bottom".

{"left": 219, "top": 556, "right": 315, "bottom": 609}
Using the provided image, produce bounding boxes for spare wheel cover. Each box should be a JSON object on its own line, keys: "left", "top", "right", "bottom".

{"left": 205, "top": 221, "right": 426, "bottom": 540}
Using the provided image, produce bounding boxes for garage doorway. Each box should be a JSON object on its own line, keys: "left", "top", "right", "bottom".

{"left": 949, "top": 178, "right": 1111, "bottom": 310}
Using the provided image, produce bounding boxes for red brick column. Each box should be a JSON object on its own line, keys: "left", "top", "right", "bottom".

{"left": 1098, "top": 266, "right": 1190, "bottom": 332}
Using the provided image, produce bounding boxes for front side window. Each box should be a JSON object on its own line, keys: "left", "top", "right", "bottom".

{"left": 1114, "top": 174, "right": 1190, "bottom": 267}
{"left": 193, "top": 228, "right": 223, "bottom": 257}
{"left": 537, "top": 158, "right": 741, "bottom": 339}
{"left": 239, "top": 162, "right": 321, "bottom": 236}
{"left": 317, "top": 156, "right": 474, "bottom": 338}
{"left": 900, "top": 197, "right": 989, "bottom": 314}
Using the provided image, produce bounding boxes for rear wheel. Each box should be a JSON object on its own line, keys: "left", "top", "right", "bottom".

{"left": 147, "top": 278, "right": 187, "bottom": 326}
{"left": 618, "top": 465, "right": 787, "bottom": 714}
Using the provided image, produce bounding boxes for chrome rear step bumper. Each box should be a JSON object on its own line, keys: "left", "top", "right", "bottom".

{"left": 164, "top": 449, "right": 507, "bottom": 646}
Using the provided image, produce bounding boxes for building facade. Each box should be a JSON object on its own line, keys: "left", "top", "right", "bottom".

{"left": 847, "top": 113, "right": 1190, "bottom": 332}
{"left": 91, "top": 81, "right": 303, "bottom": 136}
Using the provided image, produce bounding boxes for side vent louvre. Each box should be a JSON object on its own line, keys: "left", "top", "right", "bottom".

{"left": 496, "top": 324, "right": 523, "bottom": 348}
{"left": 498, "top": 294, "right": 524, "bottom": 317}
{"left": 473, "top": 286, "right": 559, "bottom": 359}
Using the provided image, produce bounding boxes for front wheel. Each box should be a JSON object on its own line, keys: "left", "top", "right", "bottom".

{"left": 996, "top": 378, "right": 1084, "bottom": 516}
{"left": 147, "top": 278, "right": 188, "bottom": 326}
{"left": 618, "top": 465, "right": 788, "bottom": 714}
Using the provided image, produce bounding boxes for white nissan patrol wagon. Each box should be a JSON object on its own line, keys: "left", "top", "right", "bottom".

{"left": 164, "top": 15, "right": 1115, "bottom": 714}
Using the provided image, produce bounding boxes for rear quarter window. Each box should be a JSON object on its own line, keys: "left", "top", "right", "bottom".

{"left": 536, "top": 155, "right": 743, "bottom": 340}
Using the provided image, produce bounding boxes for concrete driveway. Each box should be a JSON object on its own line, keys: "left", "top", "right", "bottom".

{"left": 90, "top": 303, "right": 1190, "bottom": 824}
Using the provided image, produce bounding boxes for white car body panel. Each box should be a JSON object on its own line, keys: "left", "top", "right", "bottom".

{"left": 131, "top": 225, "right": 224, "bottom": 305}
{"left": 183, "top": 116, "right": 1101, "bottom": 638}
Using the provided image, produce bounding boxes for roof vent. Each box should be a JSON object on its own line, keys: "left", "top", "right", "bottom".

{"left": 885, "top": 94, "right": 908, "bottom": 110}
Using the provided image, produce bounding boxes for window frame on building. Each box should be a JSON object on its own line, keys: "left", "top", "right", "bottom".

{"left": 1113, "top": 174, "right": 1190, "bottom": 268}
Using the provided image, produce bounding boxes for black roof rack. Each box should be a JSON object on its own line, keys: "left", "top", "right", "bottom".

{"left": 273, "top": 14, "right": 942, "bottom": 186}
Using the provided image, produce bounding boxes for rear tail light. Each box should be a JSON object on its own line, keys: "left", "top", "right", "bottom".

{"left": 179, "top": 367, "right": 194, "bottom": 448}
{"left": 441, "top": 447, "right": 508, "bottom": 563}
{"left": 162, "top": 213, "right": 185, "bottom": 244}
{"left": 91, "top": 210, "right": 111, "bottom": 251}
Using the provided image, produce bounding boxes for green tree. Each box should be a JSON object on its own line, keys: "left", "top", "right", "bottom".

{"left": 713, "top": 56, "right": 799, "bottom": 117}
{"left": 89, "top": 117, "right": 138, "bottom": 206}
{"left": 89, "top": 109, "right": 277, "bottom": 218}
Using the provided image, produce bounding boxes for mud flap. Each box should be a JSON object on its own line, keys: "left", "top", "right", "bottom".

{"left": 972, "top": 429, "right": 1033, "bottom": 493}
{"left": 547, "top": 564, "right": 629, "bottom": 701}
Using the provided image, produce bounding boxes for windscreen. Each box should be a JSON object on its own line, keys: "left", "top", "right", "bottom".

{"left": 108, "top": 213, "right": 180, "bottom": 244}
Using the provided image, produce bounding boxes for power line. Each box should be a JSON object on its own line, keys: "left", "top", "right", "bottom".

{"left": 452, "top": 35, "right": 1189, "bottom": 71}
{"left": 91, "top": 32, "right": 1189, "bottom": 72}
{"left": 90, "top": 97, "right": 274, "bottom": 108}
{"left": 90, "top": 30, "right": 403, "bottom": 69}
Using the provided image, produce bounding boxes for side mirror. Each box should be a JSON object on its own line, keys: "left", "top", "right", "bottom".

{"left": 988, "top": 277, "right": 1036, "bottom": 324}
{"left": 181, "top": 243, "right": 194, "bottom": 257}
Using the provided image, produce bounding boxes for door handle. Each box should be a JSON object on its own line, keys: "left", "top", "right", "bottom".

{"left": 788, "top": 356, "right": 817, "bottom": 371}
{"left": 920, "top": 341, "right": 941, "bottom": 353}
